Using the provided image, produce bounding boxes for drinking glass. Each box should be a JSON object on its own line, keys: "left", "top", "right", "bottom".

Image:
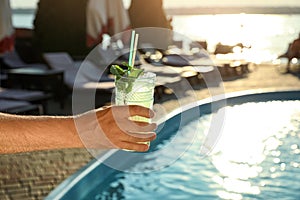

{"left": 114, "top": 72, "right": 156, "bottom": 147}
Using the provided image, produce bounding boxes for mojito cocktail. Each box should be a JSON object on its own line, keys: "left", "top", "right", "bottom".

{"left": 114, "top": 71, "right": 156, "bottom": 147}
{"left": 115, "top": 72, "right": 156, "bottom": 109}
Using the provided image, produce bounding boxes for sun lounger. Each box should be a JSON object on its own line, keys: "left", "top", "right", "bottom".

{"left": 0, "top": 99, "right": 42, "bottom": 114}
{"left": 42, "top": 52, "right": 79, "bottom": 89}
{"left": 43, "top": 52, "right": 114, "bottom": 91}
{"left": 6, "top": 68, "right": 65, "bottom": 106}
{"left": 0, "top": 73, "right": 7, "bottom": 85}
{"left": 0, "top": 87, "right": 50, "bottom": 113}
{"left": 0, "top": 87, "right": 48, "bottom": 101}
{"left": 1, "top": 51, "right": 48, "bottom": 70}
{"left": 43, "top": 52, "right": 115, "bottom": 110}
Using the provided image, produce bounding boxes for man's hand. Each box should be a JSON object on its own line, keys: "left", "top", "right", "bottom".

{"left": 76, "top": 105, "right": 157, "bottom": 152}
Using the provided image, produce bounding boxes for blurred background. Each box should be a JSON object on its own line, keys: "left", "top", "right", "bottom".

{"left": 9, "top": 0, "right": 300, "bottom": 63}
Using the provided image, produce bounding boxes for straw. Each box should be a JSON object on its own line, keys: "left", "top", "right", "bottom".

{"left": 128, "top": 30, "right": 136, "bottom": 67}
{"left": 131, "top": 33, "right": 139, "bottom": 67}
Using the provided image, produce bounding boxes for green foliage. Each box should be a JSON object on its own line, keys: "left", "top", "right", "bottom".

{"left": 110, "top": 63, "right": 144, "bottom": 93}
{"left": 110, "top": 65, "right": 125, "bottom": 80}
{"left": 110, "top": 62, "right": 144, "bottom": 80}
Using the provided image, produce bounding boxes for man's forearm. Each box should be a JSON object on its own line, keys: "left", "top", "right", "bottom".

{"left": 0, "top": 113, "right": 84, "bottom": 154}
{"left": 0, "top": 105, "right": 157, "bottom": 153}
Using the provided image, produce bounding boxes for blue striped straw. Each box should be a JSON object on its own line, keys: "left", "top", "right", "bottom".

{"left": 131, "top": 34, "right": 139, "bottom": 67}
{"left": 128, "top": 30, "right": 136, "bottom": 67}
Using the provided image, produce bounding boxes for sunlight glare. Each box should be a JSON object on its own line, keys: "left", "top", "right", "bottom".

{"left": 172, "top": 14, "right": 287, "bottom": 62}
{"left": 217, "top": 190, "right": 243, "bottom": 200}
{"left": 210, "top": 101, "right": 300, "bottom": 197}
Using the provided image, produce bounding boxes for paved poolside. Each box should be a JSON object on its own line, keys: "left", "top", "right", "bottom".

{"left": 1, "top": 63, "right": 300, "bottom": 200}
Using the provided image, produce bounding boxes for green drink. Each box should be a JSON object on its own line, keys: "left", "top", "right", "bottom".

{"left": 115, "top": 72, "right": 156, "bottom": 109}
{"left": 114, "top": 72, "right": 156, "bottom": 147}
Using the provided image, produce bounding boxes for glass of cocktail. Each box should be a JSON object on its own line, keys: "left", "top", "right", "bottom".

{"left": 115, "top": 71, "right": 156, "bottom": 109}
{"left": 114, "top": 71, "right": 156, "bottom": 147}
{"left": 111, "top": 30, "right": 156, "bottom": 148}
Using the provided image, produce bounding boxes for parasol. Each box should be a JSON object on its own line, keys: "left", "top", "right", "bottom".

{"left": 86, "top": 0, "right": 130, "bottom": 47}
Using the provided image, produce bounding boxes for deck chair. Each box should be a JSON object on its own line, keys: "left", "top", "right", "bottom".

{"left": 43, "top": 52, "right": 114, "bottom": 111}
{"left": 1, "top": 51, "right": 48, "bottom": 70}
{"left": 0, "top": 87, "right": 50, "bottom": 113}
{"left": 42, "top": 52, "right": 79, "bottom": 89}
{"left": 43, "top": 52, "right": 114, "bottom": 90}
{"left": 0, "top": 99, "right": 42, "bottom": 115}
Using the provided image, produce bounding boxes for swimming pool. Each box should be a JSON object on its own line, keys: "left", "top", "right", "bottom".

{"left": 46, "top": 90, "right": 300, "bottom": 200}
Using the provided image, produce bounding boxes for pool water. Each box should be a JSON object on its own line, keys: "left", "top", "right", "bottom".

{"left": 87, "top": 101, "right": 300, "bottom": 200}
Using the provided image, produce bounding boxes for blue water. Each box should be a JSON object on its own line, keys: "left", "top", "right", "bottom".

{"left": 86, "top": 101, "right": 300, "bottom": 200}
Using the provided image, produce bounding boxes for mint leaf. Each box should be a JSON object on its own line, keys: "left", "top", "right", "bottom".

{"left": 122, "top": 62, "right": 133, "bottom": 72}
{"left": 128, "top": 68, "right": 144, "bottom": 78}
{"left": 125, "top": 68, "right": 144, "bottom": 93}
{"left": 112, "top": 63, "right": 145, "bottom": 94}
{"left": 110, "top": 65, "right": 125, "bottom": 80}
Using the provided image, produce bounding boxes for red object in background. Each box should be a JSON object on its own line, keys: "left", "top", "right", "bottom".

{"left": 0, "top": 0, "right": 14, "bottom": 54}
{"left": 86, "top": 0, "right": 131, "bottom": 47}
{"left": 0, "top": 34, "right": 15, "bottom": 54}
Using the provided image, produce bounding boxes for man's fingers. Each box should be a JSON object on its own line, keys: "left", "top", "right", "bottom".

{"left": 121, "top": 132, "right": 156, "bottom": 143}
{"left": 114, "top": 105, "right": 155, "bottom": 118}
{"left": 95, "top": 105, "right": 157, "bottom": 152}
{"left": 119, "top": 141, "right": 150, "bottom": 152}
{"left": 124, "top": 121, "right": 157, "bottom": 132}
{"left": 129, "top": 105, "right": 155, "bottom": 118}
